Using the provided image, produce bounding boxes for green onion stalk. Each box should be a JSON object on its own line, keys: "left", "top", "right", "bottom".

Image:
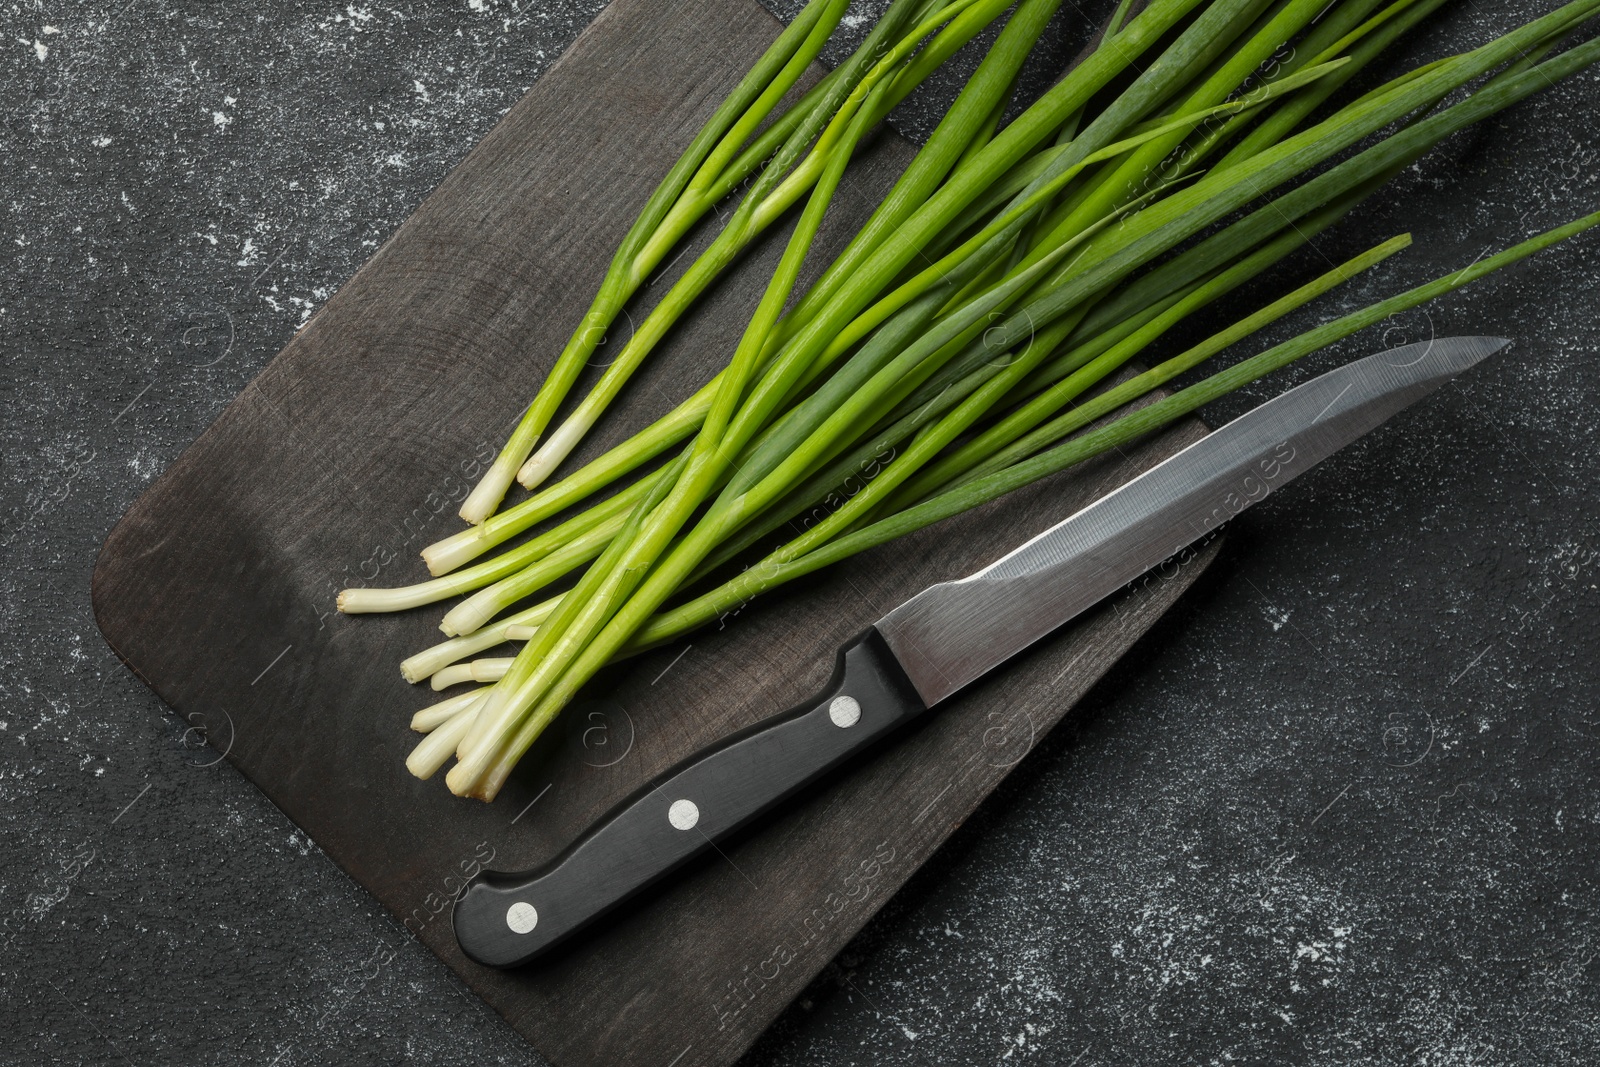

{"left": 630, "top": 208, "right": 1600, "bottom": 657}
{"left": 460, "top": 0, "right": 1022, "bottom": 521}
{"left": 338, "top": 0, "right": 1600, "bottom": 800}
{"left": 433, "top": 0, "right": 1065, "bottom": 558}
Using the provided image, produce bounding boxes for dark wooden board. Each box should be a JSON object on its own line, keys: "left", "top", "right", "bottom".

{"left": 90, "top": 1, "right": 1220, "bottom": 1064}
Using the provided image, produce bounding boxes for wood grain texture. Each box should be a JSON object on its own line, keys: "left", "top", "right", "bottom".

{"left": 91, "top": 1, "right": 1219, "bottom": 1064}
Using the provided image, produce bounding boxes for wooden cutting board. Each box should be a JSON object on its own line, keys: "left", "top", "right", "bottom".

{"left": 91, "top": 1, "right": 1220, "bottom": 1063}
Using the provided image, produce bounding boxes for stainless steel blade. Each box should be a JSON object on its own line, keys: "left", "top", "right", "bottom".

{"left": 876, "top": 335, "right": 1509, "bottom": 707}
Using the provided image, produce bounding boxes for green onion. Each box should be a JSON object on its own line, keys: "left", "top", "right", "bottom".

{"left": 335, "top": 0, "right": 1600, "bottom": 800}
{"left": 457, "top": 0, "right": 852, "bottom": 523}
{"left": 398, "top": 596, "right": 559, "bottom": 684}
{"left": 507, "top": 0, "right": 1016, "bottom": 496}
{"left": 631, "top": 210, "right": 1600, "bottom": 652}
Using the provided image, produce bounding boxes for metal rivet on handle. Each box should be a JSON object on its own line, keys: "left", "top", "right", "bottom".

{"left": 668, "top": 799, "right": 699, "bottom": 830}
{"left": 828, "top": 695, "right": 861, "bottom": 728}
{"left": 506, "top": 901, "right": 539, "bottom": 934}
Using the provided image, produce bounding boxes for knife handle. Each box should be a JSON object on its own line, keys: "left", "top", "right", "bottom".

{"left": 452, "top": 627, "right": 927, "bottom": 968}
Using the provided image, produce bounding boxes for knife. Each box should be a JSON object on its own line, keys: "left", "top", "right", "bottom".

{"left": 452, "top": 334, "right": 1508, "bottom": 968}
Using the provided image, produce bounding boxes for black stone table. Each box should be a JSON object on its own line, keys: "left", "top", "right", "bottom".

{"left": 4, "top": 2, "right": 1597, "bottom": 1064}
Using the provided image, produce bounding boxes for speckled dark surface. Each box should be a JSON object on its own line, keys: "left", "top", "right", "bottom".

{"left": 4, "top": 1, "right": 1598, "bottom": 1064}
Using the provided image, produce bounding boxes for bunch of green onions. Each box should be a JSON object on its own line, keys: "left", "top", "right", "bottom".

{"left": 340, "top": 0, "right": 1600, "bottom": 801}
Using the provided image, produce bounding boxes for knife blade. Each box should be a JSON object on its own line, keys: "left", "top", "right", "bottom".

{"left": 453, "top": 335, "right": 1508, "bottom": 968}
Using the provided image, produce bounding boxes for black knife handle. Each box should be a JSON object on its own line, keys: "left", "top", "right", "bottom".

{"left": 452, "top": 627, "right": 927, "bottom": 968}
